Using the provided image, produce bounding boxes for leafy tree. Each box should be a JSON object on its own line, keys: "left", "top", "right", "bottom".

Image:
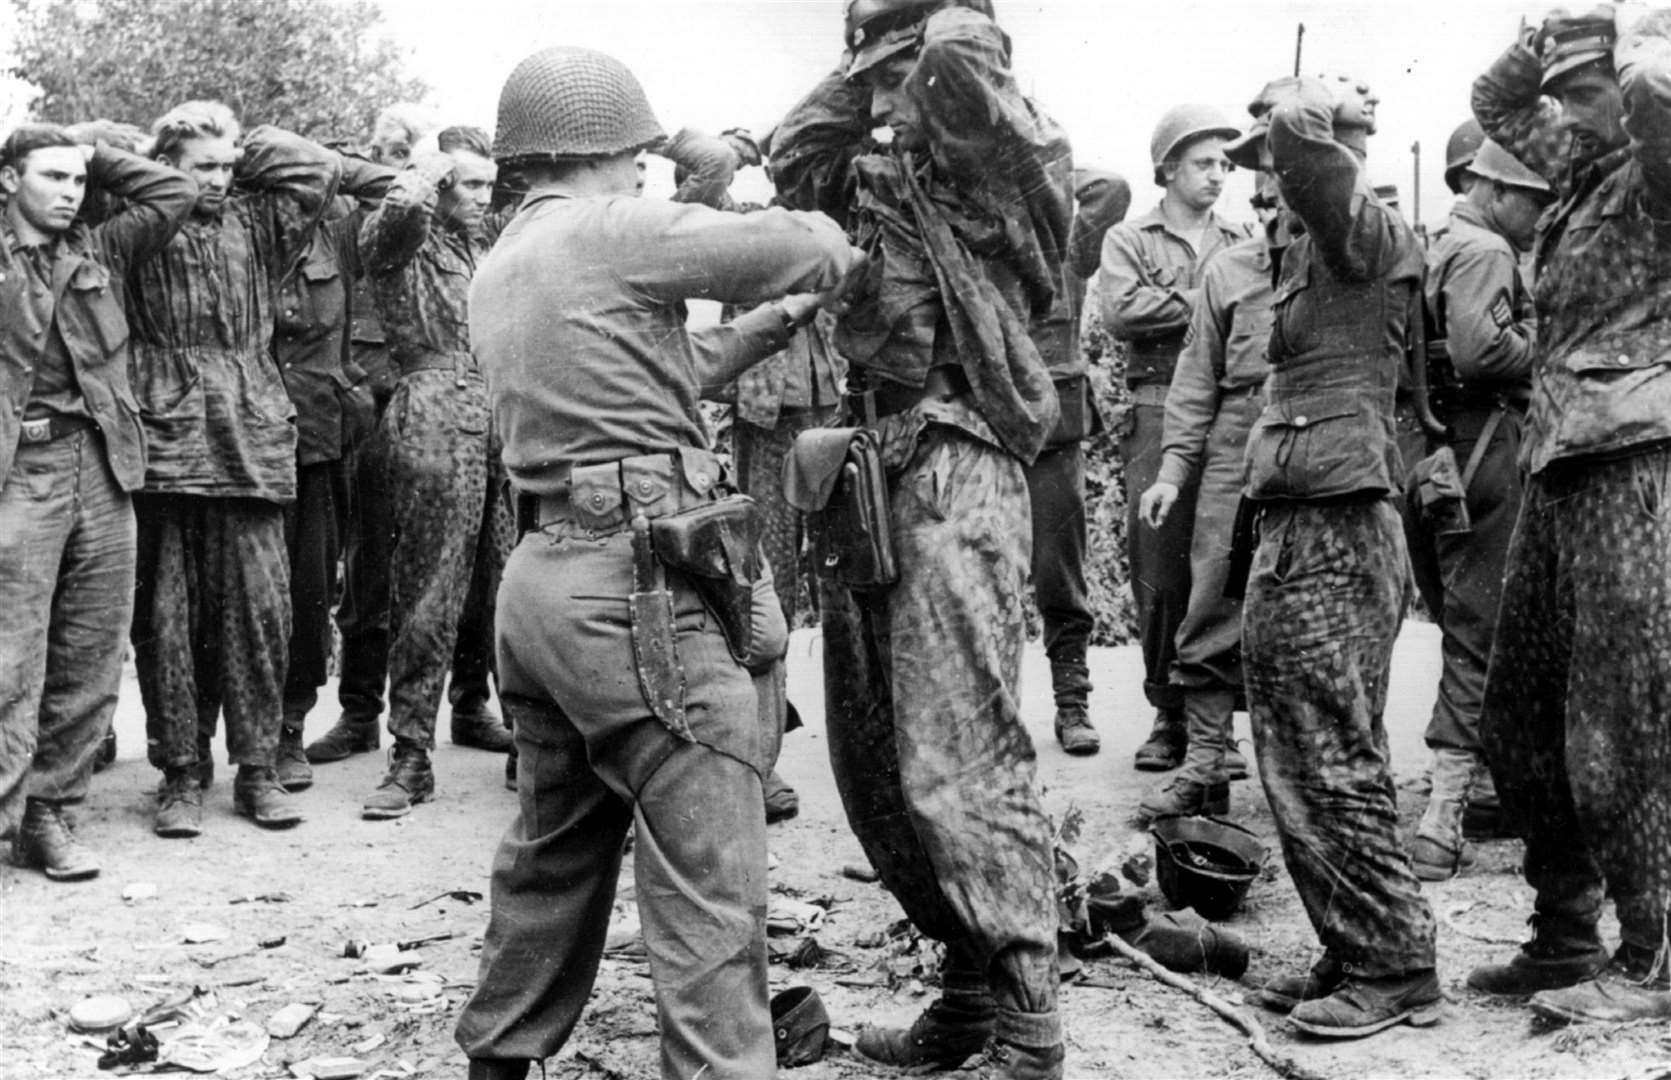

{"left": 7, "top": 0, "right": 428, "bottom": 141}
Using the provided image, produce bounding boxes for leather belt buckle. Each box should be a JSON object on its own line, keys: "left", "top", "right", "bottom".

{"left": 20, "top": 418, "right": 52, "bottom": 444}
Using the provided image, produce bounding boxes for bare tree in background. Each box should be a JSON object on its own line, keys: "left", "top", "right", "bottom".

{"left": 7, "top": 0, "right": 428, "bottom": 138}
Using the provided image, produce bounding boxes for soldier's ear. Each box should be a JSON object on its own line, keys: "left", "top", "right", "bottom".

{"left": 0, "top": 163, "right": 19, "bottom": 197}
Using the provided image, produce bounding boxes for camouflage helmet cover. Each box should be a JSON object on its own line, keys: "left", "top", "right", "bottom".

{"left": 493, "top": 46, "right": 665, "bottom": 164}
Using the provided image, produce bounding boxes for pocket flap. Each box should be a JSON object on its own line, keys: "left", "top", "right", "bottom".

{"left": 784, "top": 428, "right": 861, "bottom": 512}
{"left": 571, "top": 462, "right": 625, "bottom": 529}
{"left": 621, "top": 454, "right": 676, "bottom": 514}
{"left": 1261, "top": 388, "right": 1362, "bottom": 430}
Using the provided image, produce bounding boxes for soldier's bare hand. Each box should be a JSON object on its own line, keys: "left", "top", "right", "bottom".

{"left": 1139, "top": 482, "right": 1180, "bottom": 530}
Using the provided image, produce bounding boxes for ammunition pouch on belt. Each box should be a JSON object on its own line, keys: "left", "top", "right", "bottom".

{"left": 650, "top": 495, "right": 764, "bottom": 666}
{"left": 1409, "top": 444, "right": 1472, "bottom": 536}
{"left": 784, "top": 427, "right": 898, "bottom": 590}
{"left": 522, "top": 448, "right": 735, "bottom": 740}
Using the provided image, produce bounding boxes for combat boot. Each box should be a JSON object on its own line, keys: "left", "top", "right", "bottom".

{"left": 853, "top": 993, "right": 995, "bottom": 1070}
{"left": 275, "top": 715, "right": 313, "bottom": 792}
{"left": 12, "top": 799, "right": 100, "bottom": 881}
{"left": 154, "top": 768, "right": 203, "bottom": 839}
{"left": 451, "top": 700, "right": 514, "bottom": 753}
{"left": 1133, "top": 706, "right": 1186, "bottom": 771}
{"left": 1467, "top": 914, "right": 1608, "bottom": 995}
{"left": 1530, "top": 943, "right": 1671, "bottom": 1023}
{"left": 1252, "top": 955, "right": 1347, "bottom": 1013}
{"left": 1053, "top": 703, "right": 1101, "bottom": 756}
{"left": 233, "top": 765, "right": 303, "bottom": 829}
{"left": 363, "top": 741, "right": 435, "bottom": 820}
{"left": 1289, "top": 969, "right": 1442, "bottom": 1038}
{"left": 305, "top": 713, "right": 380, "bottom": 764}
{"left": 1411, "top": 746, "right": 1484, "bottom": 881}
{"left": 1137, "top": 690, "right": 1233, "bottom": 821}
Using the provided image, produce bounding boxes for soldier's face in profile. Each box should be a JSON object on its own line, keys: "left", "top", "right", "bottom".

{"left": 866, "top": 55, "right": 927, "bottom": 152}
{"left": 1, "top": 146, "right": 87, "bottom": 237}
{"left": 1549, "top": 66, "right": 1626, "bottom": 154}
{"left": 1164, "top": 136, "right": 1231, "bottom": 213}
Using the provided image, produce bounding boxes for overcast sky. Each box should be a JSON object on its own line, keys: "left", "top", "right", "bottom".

{"left": 0, "top": 0, "right": 1540, "bottom": 226}
{"left": 377, "top": 0, "right": 1534, "bottom": 226}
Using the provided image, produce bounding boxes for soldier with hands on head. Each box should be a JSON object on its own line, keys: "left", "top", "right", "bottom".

{"left": 355, "top": 123, "right": 514, "bottom": 820}
{"left": 0, "top": 121, "right": 194, "bottom": 876}
{"left": 1402, "top": 136, "right": 1550, "bottom": 883}
{"left": 270, "top": 152, "right": 396, "bottom": 793}
{"left": 1100, "top": 104, "right": 1248, "bottom": 774}
{"left": 1239, "top": 73, "right": 1443, "bottom": 1038}
{"left": 1466, "top": 3, "right": 1671, "bottom": 1023}
{"left": 1134, "top": 97, "right": 1283, "bottom": 821}
{"left": 129, "top": 103, "right": 344, "bottom": 837}
{"left": 451, "top": 46, "right": 861, "bottom": 1080}
{"left": 772, "top": 0, "right": 1070, "bottom": 1074}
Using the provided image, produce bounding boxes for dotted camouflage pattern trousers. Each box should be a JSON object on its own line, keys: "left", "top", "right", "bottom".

{"left": 821, "top": 425, "right": 1058, "bottom": 1015}
{"left": 1243, "top": 499, "right": 1438, "bottom": 976}
{"left": 1482, "top": 447, "right": 1671, "bottom": 948}
{"left": 133, "top": 494, "right": 290, "bottom": 771}
{"left": 382, "top": 370, "right": 511, "bottom": 749}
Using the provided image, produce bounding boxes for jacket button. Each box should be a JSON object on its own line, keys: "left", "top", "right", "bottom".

{"left": 590, "top": 493, "right": 605, "bottom": 508}
{"left": 637, "top": 479, "right": 653, "bottom": 494}
{"left": 1293, "top": 415, "right": 1309, "bottom": 428}
{"left": 693, "top": 474, "right": 710, "bottom": 490}
{"left": 1619, "top": 354, "right": 1633, "bottom": 366}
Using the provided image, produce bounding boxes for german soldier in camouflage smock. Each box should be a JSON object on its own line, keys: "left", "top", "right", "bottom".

{"left": 772, "top": 1, "right": 1069, "bottom": 1074}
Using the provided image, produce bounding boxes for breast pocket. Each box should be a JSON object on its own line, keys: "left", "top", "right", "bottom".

{"left": 1244, "top": 390, "right": 1397, "bottom": 500}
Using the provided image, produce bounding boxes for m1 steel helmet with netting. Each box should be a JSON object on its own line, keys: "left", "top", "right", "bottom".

{"left": 494, "top": 46, "right": 665, "bottom": 165}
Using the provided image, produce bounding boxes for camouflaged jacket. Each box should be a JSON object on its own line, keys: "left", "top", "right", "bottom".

{"left": 1474, "top": 22, "right": 1671, "bottom": 472}
{"left": 126, "top": 127, "right": 339, "bottom": 503}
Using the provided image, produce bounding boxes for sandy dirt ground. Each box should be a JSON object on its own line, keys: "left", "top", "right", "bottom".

{"left": 4, "top": 621, "right": 1669, "bottom": 1080}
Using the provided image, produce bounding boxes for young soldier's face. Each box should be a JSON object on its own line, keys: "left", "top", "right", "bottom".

{"left": 437, "top": 150, "right": 496, "bottom": 231}
{"left": 1164, "top": 136, "right": 1231, "bottom": 213}
{"left": 867, "top": 55, "right": 927, "bottom": 152}
{"left": 170, "top": 135, "right": 237, "bottom": 216}
{"left": 1, "top": 146, "right": 87, "bottom": 237}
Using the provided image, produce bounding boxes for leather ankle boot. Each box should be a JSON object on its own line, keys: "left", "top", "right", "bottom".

{"left": 1138, "top": 690, "right": 1233, "bottom": 820}
{"left": 305, "top": 714, "right": 380, "bottom": 764}
{"left": 363, "top": 742, "right": 435, "bottom": 820}
{"left": 1468, "top": 914, "right": 1609, "bottom": 995}
{"left": 1134, "top": 706, "right": 1186, "bottom": 771}
{"left": 275, "top": 716, "right": 313, "bottom": 791}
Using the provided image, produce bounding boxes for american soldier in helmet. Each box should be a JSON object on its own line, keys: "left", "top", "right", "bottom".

{"left": 451, "top": 46, "right": 860, "bottom": 1080}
